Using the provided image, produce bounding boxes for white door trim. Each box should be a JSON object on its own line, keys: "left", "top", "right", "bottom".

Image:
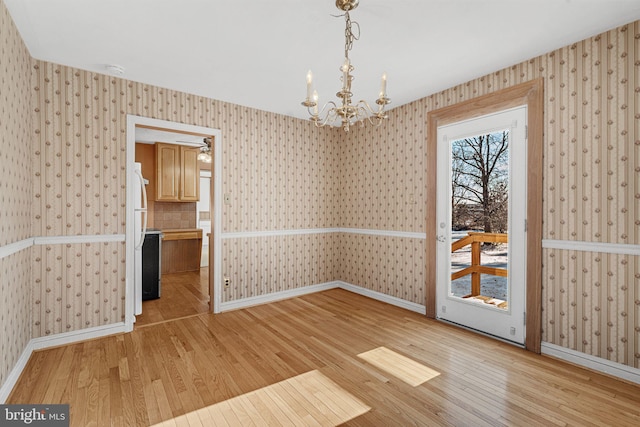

{"left": 125, "top": 115, "right": 223, "bottom": 331}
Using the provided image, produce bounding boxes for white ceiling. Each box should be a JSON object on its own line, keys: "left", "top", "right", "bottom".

{"left": 6, "top": 0, "right": 640, "bottom": 121}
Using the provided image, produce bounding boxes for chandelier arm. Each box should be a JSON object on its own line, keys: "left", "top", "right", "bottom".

{"left": 320, "top": 100, "right": 338, "bottom": 117}
{"left": 356, "top": 101, "right": 387, "bottom": 127}
{"left": 355, "top": 100, "right": 380, "bottom": 115}
{"left": 363, "top": 99, "right": 390, "bottom": 118}
{"left": 308, "top": 101, "right": 339, "bottom": 127}
{"left": 324, "top": 107, "right": 339, "bottom": 127}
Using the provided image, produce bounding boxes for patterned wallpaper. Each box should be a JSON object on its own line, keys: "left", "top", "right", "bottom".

{"left": 339, "top": 22, "right": 639, "bottom": 368}
{"left": 223, "top": 233, "right": 339, "bottom": 301}
{"left": 0, "top": 252, "right": 31, "bottom": 390}
{"left": 0, "top": 0, "right": 32, "bottom": 246}
{"left": 543, "top": 249, "right": 639, "bottom": 367}
{"left": 0, "top": 0, "right": 32, "bottom": 392}
{"left": 29, "top": 59, "right": 338, "bottom": 335}
{"left": 32, "top": 69, "right": 340, "bottom": 236}
{"left": 337, "top": 233, "right": 425, "bottom": 304}
{"left": 339, "top": 102, "right": 426, "bottom": 232}
{"left": 32, "top": 242, "right": 125, "bottom": 337}
{"left": 223, "top": 109, "right": 340, "bottom": 231}
{"left": 32, "top": 65, "right": 127, "bottom": 237}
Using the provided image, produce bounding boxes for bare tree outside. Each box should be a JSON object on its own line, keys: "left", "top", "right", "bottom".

{"left": 449, "top": 130, "right": 510, "bottom": 301}
{"left": 450, "top": 131, "right": 509, "bottom": 233}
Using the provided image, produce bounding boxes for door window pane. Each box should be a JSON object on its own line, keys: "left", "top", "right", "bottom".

{"left": 449, "top": 131, "right": 509, "bottom": 310}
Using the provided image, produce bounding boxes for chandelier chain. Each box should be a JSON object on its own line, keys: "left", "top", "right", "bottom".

{"left": 343, "top": 12, "right": 360, "bottom": 59}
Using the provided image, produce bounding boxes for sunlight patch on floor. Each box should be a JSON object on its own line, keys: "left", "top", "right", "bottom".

{"left": 358, "top": 346, "right": 440, "bottom": 387}
{"left": 152, "top": 370, "right": 370, "bottom": 426}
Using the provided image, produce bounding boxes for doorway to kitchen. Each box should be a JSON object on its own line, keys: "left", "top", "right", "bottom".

{"left": 125, "top": 115, "right": 222, "bottom": 332}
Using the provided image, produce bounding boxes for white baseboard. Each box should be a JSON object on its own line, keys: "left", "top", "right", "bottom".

{"left": 0, "top": 322, "right": 127, "bottom": 403}
{"left": 541, "top": 342, "right": 640, "bottom": 385}
{"left": 219, "top": 280, "right": 427, "bottom": 315}
{"left": 219, "top": 282, "right": 340, "bottom": 312}
{"left": 337, "top": 281, "right": 427, "bottom": 315}
{"left": 29, "top": 322, "right": 127, "bottom": 351}
{"left": 0, "top": 340, "right": 35, "bottom": 403}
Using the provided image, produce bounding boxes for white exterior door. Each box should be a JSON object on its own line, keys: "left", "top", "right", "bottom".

{"left": 436, "top": 106, "right": 527, "bottom": 344}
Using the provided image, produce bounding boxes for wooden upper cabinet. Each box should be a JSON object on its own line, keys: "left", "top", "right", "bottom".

{"left": 155, "top": 143, "right": 200, "bottom": 202}
{"left": 156, "top": 143, "right": 180, "bottom": 201}
{"left": 180, "top": 146, "right": 200, "bottom": 201}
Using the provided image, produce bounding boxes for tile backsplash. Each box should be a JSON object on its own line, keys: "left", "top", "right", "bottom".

{"left": 153, "top": 202, "right": 197, "bottom": 229}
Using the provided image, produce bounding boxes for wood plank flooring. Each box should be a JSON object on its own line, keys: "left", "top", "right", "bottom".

{"left": 8, "top": 288, "right": 640, "bottom": 426}
{"left": 134, "top": 269, "right": 210, "bottom": 327}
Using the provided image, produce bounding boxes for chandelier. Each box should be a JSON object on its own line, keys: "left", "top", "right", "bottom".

{"left": 301, "top": 0, "right": 390, "bottom": 131}
{"left": 197, "top": 137, "right": 212, "bottom": 163}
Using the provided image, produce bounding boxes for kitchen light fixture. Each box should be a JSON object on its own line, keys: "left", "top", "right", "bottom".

{"left": 198, "top": 137, "right": 212, "bottom": 163}
{"left": 302, "top": 0, "right": 390, "bottom": 131}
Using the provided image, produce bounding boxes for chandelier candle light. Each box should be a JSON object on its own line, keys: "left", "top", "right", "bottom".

{"left": 302, "top": 0, "right": 390, "bottom": 131}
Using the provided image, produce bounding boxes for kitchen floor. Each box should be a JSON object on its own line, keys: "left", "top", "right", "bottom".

{"left": 135, "top": 268, "right": 210, "bottom": 327}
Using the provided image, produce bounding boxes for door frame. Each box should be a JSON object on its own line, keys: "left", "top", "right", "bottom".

{"left": 197, "top": 169, "right": 212, "bottom": 267}
{"left": 125, "top": 115, "right": 223, "bottom": 332}
{"left": 426, "top": 79, "right": 544, "bottom": 353}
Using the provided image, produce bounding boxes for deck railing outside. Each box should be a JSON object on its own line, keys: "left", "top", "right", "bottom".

{"left": 451, "top": 232, "right": 508, "bottom": 297}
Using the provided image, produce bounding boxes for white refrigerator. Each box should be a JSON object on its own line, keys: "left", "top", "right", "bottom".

{"left": 133, "top": 162, "right": 148, "bottom": 315}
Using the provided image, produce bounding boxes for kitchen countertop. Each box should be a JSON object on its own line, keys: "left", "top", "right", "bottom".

{"left": 161, "top": 228, "right": 201, "bottom": 233}
{"left": 161, "top": 228, "right": 202, "bottom": 241}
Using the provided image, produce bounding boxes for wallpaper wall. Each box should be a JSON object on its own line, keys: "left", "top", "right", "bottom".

{"left": 32, "top": 242, "right": 125, "bottom": 336}
{"left": 223, "top": 233, "right": 339, "bottom": 301}
{"left": 223, "top": 110, "right": 340, "bottom": 231}
{"left": 543, "top": 249, "right": 639, "bottom": 367}
{"left": 340, "top": 22, "right": 639, "bottom": 368}
{"left": 30, "top": 60, "right": 338, "bottom": 337}
{"left": 339, "top": 102, "right": 426, "bottom": 232}
{"left": 337, "top": 233, "right": 425, "bottom": 304}
{"left": 0, "top": 0, "right": 33, "bottom": 392}
{"left": 0, "top": 0, "right": 32, "bottom": 246}
{"left": 0, "top": 252, "right": 31, "bottom": 392}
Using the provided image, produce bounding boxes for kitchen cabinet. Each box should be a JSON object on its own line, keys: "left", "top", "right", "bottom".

{"left": 180, "top": 146, "right": 200, "bottom": 201}
{"left": 155, "top": 143, "right": 200, "bottom": 202}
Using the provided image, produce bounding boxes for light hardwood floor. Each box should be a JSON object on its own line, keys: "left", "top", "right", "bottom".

{"left": 8, "top": 289, "right": 640, "bottom": 426}
{"left": 134, "top": 269, "right": 210, "bottom": 327}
